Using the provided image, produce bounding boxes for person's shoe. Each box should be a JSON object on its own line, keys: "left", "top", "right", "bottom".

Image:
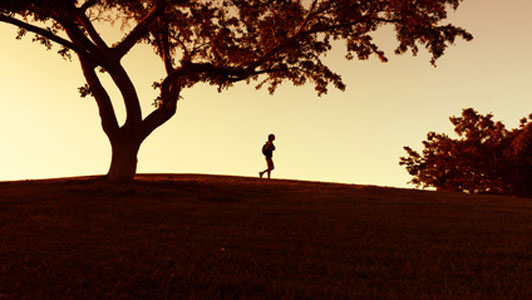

{"left": 259, "top": 172, "right": 263, "bottom": 178}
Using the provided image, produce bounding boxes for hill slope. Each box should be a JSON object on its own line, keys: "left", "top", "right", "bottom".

{"left": 1, "top": 174, "right": 532, "bottom": 299}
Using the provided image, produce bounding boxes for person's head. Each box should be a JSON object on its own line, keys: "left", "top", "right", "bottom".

{"left": 268, "top": 133, "right": 275, "bottom": 141}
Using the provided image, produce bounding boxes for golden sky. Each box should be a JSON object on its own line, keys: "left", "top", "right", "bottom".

{"left": 1, "top": 0, "right": 532, "bottom": 187}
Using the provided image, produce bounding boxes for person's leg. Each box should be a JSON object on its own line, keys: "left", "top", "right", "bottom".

{"left": 266, "top": 158, "right": 274, "bottom": 179}
{"left": 259, "top": 158, "right": 267, "bottom": 178}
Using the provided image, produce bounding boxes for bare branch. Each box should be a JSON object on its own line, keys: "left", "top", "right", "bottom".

{"left": 143, "top": 58, "right": 268, "bottom": 139}
{"left": 62, "top": 20, "right": 143, "bottom": 129}
{"left": 294, "top": 0, "right": 318, "bottom": 36}
{"left": 78, "top": 56, "right": 120, "bottom": 139}
{"left": 0, "top": 14, "right": 91, "bottom": 57}
{"left": 161, "top": 39, "right": 174, "bottom": 75}
{"left": 155, "top": 17, "right": 174, "bottom": 74}
{"left": 113, "top": 3, "right": 160, "bottom": 59}
{"left": 60, "top": 19, "right": 108, "bottom": 65}
{"left": 74, "top": 8, "right": 109, "bottom": 50}
{"left": 142, "top": 84, "right": 179, "bottom": 139}
{"left": 80, "top": 0, "right": 98, "bottom": 12}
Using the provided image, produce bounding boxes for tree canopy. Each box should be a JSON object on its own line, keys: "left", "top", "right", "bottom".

{"left": 400, "top": 108, "right": 532, "bottom": 196}
{"left": 1, "top": 0, "right": 473, "bottom": 180}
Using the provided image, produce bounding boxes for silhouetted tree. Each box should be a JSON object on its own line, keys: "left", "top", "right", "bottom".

{"left": 1, "top": 0, "right": 472, "bottom": 181}
{"left": 400, "top": 108, "right": 532, "bottom": 196}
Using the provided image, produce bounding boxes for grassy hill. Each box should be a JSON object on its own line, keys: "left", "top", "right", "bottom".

{"left": 1, "top": 174, "right": 532, "bottom": 299}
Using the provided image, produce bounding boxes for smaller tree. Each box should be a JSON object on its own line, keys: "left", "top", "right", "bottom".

{"left": 400, "top": 108, "right": 532, "bottom": 196}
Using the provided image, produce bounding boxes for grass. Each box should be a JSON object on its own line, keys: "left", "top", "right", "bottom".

{"left": 1, "top": 174, "right": 532, "bottom": 299}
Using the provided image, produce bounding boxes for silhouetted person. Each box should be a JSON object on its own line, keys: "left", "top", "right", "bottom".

{"left": 259, "top": 134, "right": 276, "bottom": 179}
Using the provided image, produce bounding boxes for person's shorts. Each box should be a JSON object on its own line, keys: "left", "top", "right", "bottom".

{"left": 266, "top": 157, "right": 274, "bottom": 170}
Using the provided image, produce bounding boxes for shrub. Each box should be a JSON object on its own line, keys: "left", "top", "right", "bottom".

{"left": 400, "top": 108, "right": 532, "bottom": 196}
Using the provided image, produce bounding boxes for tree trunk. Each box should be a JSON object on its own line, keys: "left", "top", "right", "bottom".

{"left": 106, "top": 132, "right": 142, "bottom": 181}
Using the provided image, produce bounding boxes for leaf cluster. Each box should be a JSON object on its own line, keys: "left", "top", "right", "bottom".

{"left": 400, "top": 108, "right": 532, "bottom": 196}
{"left": 1, "top": 0, "right": 473, "bottom": 97}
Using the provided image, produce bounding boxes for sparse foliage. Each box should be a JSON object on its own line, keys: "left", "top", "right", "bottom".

{"left": 1, "top": 0, "right": 472, "bottom": 180}
{"left": 78, "top": 83, "right": 93, "bottom": 98}
{"left": 400, "top": 108, "right": 532, "bottom": 196}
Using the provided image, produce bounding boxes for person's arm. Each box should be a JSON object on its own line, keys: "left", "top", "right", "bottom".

{"left": 265, "top": 141, "right": 275, "bottom": 151}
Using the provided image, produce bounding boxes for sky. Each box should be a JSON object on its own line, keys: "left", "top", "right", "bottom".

{"left": 1, "top": 0, "right": 532, "bottom": 188}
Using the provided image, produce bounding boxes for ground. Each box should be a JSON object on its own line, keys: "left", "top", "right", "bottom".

{"left": 1, "top": 174, "right": 532, "bottom": 299}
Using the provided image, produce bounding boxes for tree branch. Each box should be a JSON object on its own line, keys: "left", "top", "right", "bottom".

{"left": 0, "top": 14, "right": 91, "bottom": 57}
{"left": 155, "top": 17, "right": 174, "bottom": 74}
{"left": 60, "top": 19, "right": 108, "bottom": 66}
{"left": 142, "top": 83, "right": 180, "bottom": 139}
{"left": 294, "top": 0, "right": 318, "bottom": 36}
{"left": 108, "top": 64, "right": 144, "bottom": 130}
{"left": 78, "top": 56, "right": 120, "bottom": 139}
{"left": 60, "top": 19, "right": 143, "bottom": 131}
{"left": 248, "top": 13, "right": 398, "bottom": 70}
{"left": 80, "top": 0, "right": 98, "bottom": 12}
{"left": 143, "top": 60, "right": 278, "bottom": 139}
{"left": 304, "top": 15, "right": 400, "bottom": 36}
{"left": 74, "top": 7, "right": 109, "bottom": 50}
{"left": 113, "top": 3, "right": 160, "bottom": 59}
{"left": 143, "top": 60, "right": 261, "bottom": 138}
{"left": 60, "top": 17, "right": 143, "bottom": 130}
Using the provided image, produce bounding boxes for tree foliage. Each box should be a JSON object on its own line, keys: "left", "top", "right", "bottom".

{"left": 1, "top": 0, "right": 472, "bottom": 180}
{"left": 400, "top": 108, "right": 532, "bottom": 196}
